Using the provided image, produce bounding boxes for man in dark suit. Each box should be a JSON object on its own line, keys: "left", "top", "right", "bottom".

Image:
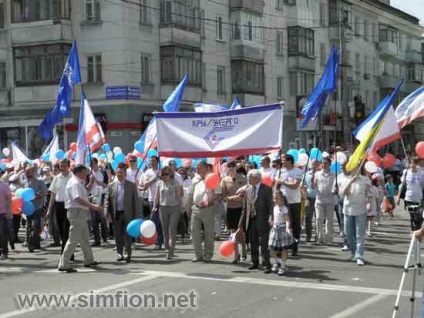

{"left": 104, "top": 163, "right": 140, "bottom": 263}
{"left": 239, "top": 169, "right": 273, "bottom": 273}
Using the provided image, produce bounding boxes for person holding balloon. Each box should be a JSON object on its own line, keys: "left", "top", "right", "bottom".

{"left": 0, "top": 172, "right": 12, "bottom": 260}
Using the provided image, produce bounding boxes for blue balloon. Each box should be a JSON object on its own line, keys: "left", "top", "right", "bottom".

{"left": 147, "top": 149, "right": 158, "bottom": 158}
{"left": 137, "top": 157, "right": 144, "bottom": 169}
{"left": 330, "top": 162, "right": 341, "bottom": 174}
{"left": 110, "top": 160, "right": 118, "bottom": 171}
{"left": 41, "top": 153, "right": 50, "bottom": 161}
{"left": 0, "top": 163, "right": 6, "bottom": 171}
{"left": 99, "top": 154, "right": 107, "bottom": 161}
{"left": 102, "top": 143, "right": 111, "bottom": 153}
{"left": 299, "top": 148, "right": 307, "bottom": 154}
{"left": 135, "top": 141, "right": 144, "bottom": 154}
{"left": 126, "top": 218, "right": 144, "bottom": 238}
{"left": 22, "top": 200, "right": 35, "bottom": 216}
{"left": 115, "top": 153, "right": 126, "bottom": 163}
{"left": 192, "top": 159, "right": 198, "bottom": 169}
{"left": 287, "top": 149, "right": 299, "bottom": 163}
{"left": 21, "top": 188, "right": 35, "bottom": 201}
{"left": 173, "top": 158, "right": 182, "bottom": 168}
{"left": 55, "top": 149, "right": 65, "bottom": 160}
{"left": 310, "top": 148, "right": 323, "bottom": 162}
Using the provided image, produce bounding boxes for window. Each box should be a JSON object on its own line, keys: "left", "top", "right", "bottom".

{"left": 0, "top": 62, "right": 6, "bottom": 88}
{"left": 373, "top": 91, "right": 377, "bottom": 107}
{"left": 14, "top": 44, "right": 70, "bottom": 85}
{"left": 379, "top": 26, "right": 398, "bottom": 43}
{"left": 320, "top": 43, "right": 326, "bottom": 66}
{"left": 139, "top": 0, "right": 149, "bottom": 25}
{"left": 354, "top": 16, "right": 361, "bottom": 35}
{"left": 290, "top": 71, "right": 314, "bottom": 96}
{"left": 217, "top": 66, "right": 226, "bottom": 95}
{"left": 364, "top": 55, "right": 369, "bottom": 75}
{"left": 319, "top": 3, "right": 326, "bottom": 26}
{"left": 284, "top": 0, "right": 296, "bottom": 5}
{"left": 160, "top": 0, "right": 200, "bottom": 32}
{"left": 231, "top": 11, "right": 263, "bottom": 44}
{"left": 364, "top": 20, "right": 369, "bottom": 41}
{"left": 355, "top": 53, "right": 360, "bottom": 73}
{"left": 140, "top": 54, "right": 150, "bottom": 83}
{"left": 216, "top": 16, "right": 223, "bottom": 40}
{"left": 85, "top": 0, "right": 101, "bottom": 21}
{"left": 87, "top": 55, "right": 102, "bottom": 83}
{"left": 373, "top": 58, "right": 378, "bottom": 76}
{"left": 276, "top": 31, "right": 284, "bottom": 55}
{"left": 12, "top": 0, "right": 71, "bottom": 22}
{"left": 277, "top": 76, "right": 283, "bottom": 98}
{"left": 0, "top": 3, "right": 4, "bottom": 28}
{"left": 276, "top": 0, "right": 284, "bottom": 11}
{"left": 160, "top": 46, "right": 202, "bottom": 86}
{"left": 232, "top": 60, "right": 264, "bottom": 95}
{"left": 288, "top": 26, "right": 314, "bottom": 57}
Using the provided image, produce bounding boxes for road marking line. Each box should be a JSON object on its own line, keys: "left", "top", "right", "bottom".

{"left": 0, "top": 274, "right": 159, "bottom": 318}
{"left": 329, "top": 294, "right": 389, "bottom": 318}
{"left": 137, "top": 270, "right": 422, "bottom": 297}
{"left": 0, "top": 267, "right": 23, "bottom": 273}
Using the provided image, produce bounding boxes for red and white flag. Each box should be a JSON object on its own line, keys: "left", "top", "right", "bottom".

{"left": 395, "top": 86, "right": 424, "bottom": 129}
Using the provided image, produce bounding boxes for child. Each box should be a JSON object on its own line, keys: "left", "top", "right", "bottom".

{"left": 269, "top": 191, "right": 294, "bottom": 276}
{"left": 367, "top": 176, "right": 379, "bottom": 236}
{"left": 384, "top": 174, "right": 396, "bottom": 218}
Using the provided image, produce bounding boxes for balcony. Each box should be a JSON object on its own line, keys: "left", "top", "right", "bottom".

{"left": 377, "top": 41, "right": 398, "bottom": 58}
{"left": 379, "top": 74, "right": 399, "bottom": 89}
{"left": 406, "top": 50, "right": 423, "bottom": 64}
{"left": 328, "top": 27, "right": 353, "bottom": 42}
{"left": 288, "top": 55, "right": 315, "bottom": 71}
{"left": 11, "top": 20, "right": 72, "bottom": 45}
{"left": 230, "top": 40, "right": 264, "bottom": 61}
{"left": 405, "top": 80, "right": 422, "bottom": 93}
{"left": 159, "top": 27, "right": 201, "bottom": 48}
{"left": 229, "top": 0, "right": 264, "bottom": 14}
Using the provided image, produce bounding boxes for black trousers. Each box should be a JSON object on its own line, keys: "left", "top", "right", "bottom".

{"left": 0, "top": 214, "right": 8, "bottom": 256}
{"left": 248, "top": 218, "right": 270, "bottom": 268}
{"left": 55, "top": 202, "right": 70, "bottom": 254}
{"left": 114, "top": 211, "right": 132, "bottom": 257}
{"left": 12, "top": 214, "right": 21, "bottom": 242}
{"left": 288, "top": 203, "right": 301, "bottom": 253}
{"left": 26, "top": 209, "right": 42, "bottom": 250}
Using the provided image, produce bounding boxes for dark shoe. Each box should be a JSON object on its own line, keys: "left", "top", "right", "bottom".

{"left": 58, "top": 267, "right": 77, "bottom": 273}
{"left": 49, "top": 243, "right": 61, "bottom": 247}
{"left": 203, "top": 257, "right": 212, "bottom": 263}
{"left": 191, "top": 257, "right": 203, "bottom": 263}
{"left": 28, "top": 248, "right": 34, "bottom": 253}
{"left": 117, "top": 254, "right": 125, "bottom": 261}
{"left": 241, "top": 254, "right": 247, "bottom": 261}
{"left": 126, "top": 258, "right": 131, "bottom": 263}
{"left": 0, "top": 254, "right": 7, "bottom": 260}
{"left": 292, "top": 250, "right": 298, "bottom": 257}
{"left": 91, "top": 242, "right": 101, "bottom": 247}
{"left": 84, "top": 261, "right": 101, "bottom": 268}
{"left": 232, "top": 255, "right": 240, "bottom": 264}
{"left": 248, "top": 264, "right": 259, "bottom": 270}
{"left": 263, "top": 267, "right": 272, "bottom": 274}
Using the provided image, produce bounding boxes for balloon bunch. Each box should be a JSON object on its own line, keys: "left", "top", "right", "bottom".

{"left": 11, "top": 188, "right": 36, "bottom": 216}
{"left": 126, "top": 219, "right": 157, "bottom": 245}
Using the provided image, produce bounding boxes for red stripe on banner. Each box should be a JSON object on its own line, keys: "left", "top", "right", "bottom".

{"left": 66, "top": 123, "right": 144, "bottom": 131}
{"left": 398, "top": 109, "right": 424, "bottom": 129}
{"left": 90, "top": 139, "right": 103, "bottom": 152}
{"left": 158, "top": 147, "right": 281, "bottom": 158}
{"left": 372, "top": 133, "right": 401, "bottom": 152}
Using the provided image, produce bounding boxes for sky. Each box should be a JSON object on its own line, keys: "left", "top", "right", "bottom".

{"left": 391, "top": 0, "right": 424, "bottom": 26}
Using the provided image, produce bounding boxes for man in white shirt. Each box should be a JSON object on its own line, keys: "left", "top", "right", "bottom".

{"left": 58, "top": 164, "right": 103, "bottom": 273}
{"left": 127, "top": 155, "right": 145, "bottom": 217}
{"left": 260, "top": 156, "right": 277, "bottom": 182}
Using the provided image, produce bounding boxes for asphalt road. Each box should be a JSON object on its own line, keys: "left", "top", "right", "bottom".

{"left": 0, "top": 207, "right": 423, "bottom": 318}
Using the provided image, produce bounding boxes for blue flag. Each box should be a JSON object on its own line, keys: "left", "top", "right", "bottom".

{"left": 37, "top": 40, "right": 82, "bottom": 141}
{"left": 230, "top": 98, "right": 242, "bottom": 110}
{"left": 301, "top": 47, "right": 340, "bottom": 128}
{"left": 163, "top": 74, "right": 188, "bottom": 112}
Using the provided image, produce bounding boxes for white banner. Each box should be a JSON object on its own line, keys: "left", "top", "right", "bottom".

{"left": 156, "top": 103, "right": 283, "bottom": 157}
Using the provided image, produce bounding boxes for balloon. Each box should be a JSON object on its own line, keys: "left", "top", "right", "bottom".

{"left": 364, "top": 161, "right": 378, "bottom": 174}
{"left": 173, "top": 158, "right": 182, "bottom": 168}
{"left": 135, "top": 140, "right": 144, "bottom": 153}
{"left": 219, "top": 240, "right": 235, "bottom": 257}
{"left": 191, "top": 159, "right": 198, "bottom": 169}
{"left": 262, "top": 174, "right": 273, "bottom": 187}
{"left": 55, "top": 149, "right": 65, "bottom": 160}
{"left": 141, "top": 233, "right": 157, "bottom": 246}
{"left": 15, "top": 188, "right": 24, "bottom": 198}
{"left": 366, "top": 153, "right": 381, "bottom": 166}
{"left": 92, "top": 153, "right": 99, "bottom": 159}
{"left": 110, "top": 160, "right": 118, "bottom": 171}
{"left": 99, "top": 154, "right": 107, "bottom": 161}
{"left": 205, "top": 173, "right": 220, "bottom": 189}
{"left": 382, "top": 154, "right": 396, "bottom": 169}
{"left": 2, "top": 147, "right": 10, "bottom": 157}
{"left": 416, "top": 141, "right": 424, "bottom": 158}
{"left": 297, "top": 153, "right": 309, "bottom": 166}
{"left": 102, "top": 143, "right": 111, "bottom": 153}
{"left": 11, "top": 197, "right": 23, "bottom": 214}
{"left": 147, "top": 149, "right": 158, "bottom": 158}
{"left": 115, "top": 153, "right": 126, "bottom": 163}
{"left": 22, "top": 200, "right": 35, "bottom": 216}
{"left": 335, "top": 152, "right": 347, "bottom": 163}
{"left": 287, "top": 149, "right": 299, "bottom": 163}
{"left": 310, "top": 148, "right": 323, "bottom": 161}
{"left": 113, "top": 146, "right": 123, "bottom": 154}
{"left": 21, "top": 188, "right": 35, "bottom": 201}
{"left": 126, "top": 218, "right": 144, "bottom": 238}
{"left": 107, "top": 151, "right": 114, "bottom": 161}
{"left": 140, "top": 220, "right": 156, "bottom": 238}
{"left": 299, "top": 148, "right": 307, "bottom": 154}
{"left": 330, "top": 162, "right": 341, "bottom": 174}
{"left": 0, "top": 163, "right": 6, "bottom": 171}
{"left": 137, "top": 157, "right": 143, "bottom": 169}
{"left": 41, "top": 153, "right": 50, "bottom": 162}
{"left": 70, "top": 142, "right": 77, "bottom": 152}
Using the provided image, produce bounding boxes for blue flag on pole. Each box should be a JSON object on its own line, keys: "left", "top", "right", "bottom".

{"left": 37, "top": 40, "right": 82, "bottom": 141}
{"left": 301, "top": 47, "right": 340, "bottom": 128}
{"left": 230, "top": 97, "right": 242, "bottom": 110}
{"left": 162, "top": 74, "right": 188, "bottom": 112}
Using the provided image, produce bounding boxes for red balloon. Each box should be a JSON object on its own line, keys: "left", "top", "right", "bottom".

{"left": 70, "top": 142, "right": 77, "bottom": 152}
{"left": 366, "top": 153, "right": 381, "bottom": 166}
{"left": 141, "top": 233, "right": 157, "bottom": 246}
{"left": 416, "top": 141, "right": 424, "bottom": 158}
{"left": 205, "top": 173, "right": 220, "bottom": 190}
{"left": 219, "top": 240, "right": 235, "bottom": 257}
{"left": 382, "top": 154, "right": 396, "bottom": 169}
{"left": 11, "top": 196, "right": 22, "bottom": 214}
{"left": 262, "top": 174, "right": 273, "bottom": 187}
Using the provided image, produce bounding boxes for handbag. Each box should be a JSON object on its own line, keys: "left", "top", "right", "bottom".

{"left": 399, "top": 170, "right": 408, "bottom": 200}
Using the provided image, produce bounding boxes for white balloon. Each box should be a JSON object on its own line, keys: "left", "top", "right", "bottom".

{"left": 92, "top": 153, "right": 99, "bottom": 159}
{"left": 113, "top": 147, "right": 122, "bottom": 154}
{"left": 107, "top": 151, "right": 114, "bottom": 161}
{"left": 322, "top": 151, "right": 330, "bottom": 158}
{"left": 140, "top": 220, "right": 156, "bottom": 238}
{"left": 2, "top": 147, "right": 10, "bottom": 157}
{"left": 364, "top": 161, "right": 378, "bottom": 174}
{"left": 335, "top": 152, "right": 347, "bottom": 163}
{"left": 297, "top": 153, "right": 309, "bottom": 166}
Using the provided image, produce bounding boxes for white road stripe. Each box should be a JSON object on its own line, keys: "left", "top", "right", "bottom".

{"left": 0, "top": 267, "right": 23, "bottom": 273}
{"left": 137, "top": 270, "right": 421, "bottom": 297}
{"left": 0, "top": 274, "right": 159, "bottom": 318}
{"left": 329, "top": 294, "right": 389, "bottom": 318}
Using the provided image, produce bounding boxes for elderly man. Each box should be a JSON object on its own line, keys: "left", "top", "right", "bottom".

{"left": 104, "top": 163, "right": 139, "bottom": 263}
{"left": 58, "top": 164, "right": 103, "bottom": 273}
{"left": 187, "top": 160, "right": 216, "bottom": 262}
{"left": 239, "top": 169, "right": 273, "bottom": 273}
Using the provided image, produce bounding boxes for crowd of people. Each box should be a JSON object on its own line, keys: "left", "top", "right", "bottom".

{"left": 0, "top": 148, "right": 423, "bottom": 275}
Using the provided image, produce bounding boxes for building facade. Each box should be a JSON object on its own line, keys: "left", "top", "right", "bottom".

{"left": 0, "top": 0, "right": 422, "bottom": 157}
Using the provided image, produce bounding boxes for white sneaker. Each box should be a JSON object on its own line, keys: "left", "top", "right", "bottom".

{"left": 357, "top": 259, "right": 365, "bottom": 266}
{"left": 341, "top": 245, "right": 349, "bottom": 251}
{"left": 271, "top": 263, "right": 280, "bottom": 273}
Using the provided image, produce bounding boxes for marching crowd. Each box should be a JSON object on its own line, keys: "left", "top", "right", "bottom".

{"left": 0, "top": 148, "right": 423, "bottom": 275}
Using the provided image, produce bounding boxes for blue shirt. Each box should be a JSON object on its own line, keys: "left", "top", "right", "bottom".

{"left": 304, "top": 171, "right": 317, "bottom": 198}
{"left": 385, "top": 182, "right": 396, "bottom": 198}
